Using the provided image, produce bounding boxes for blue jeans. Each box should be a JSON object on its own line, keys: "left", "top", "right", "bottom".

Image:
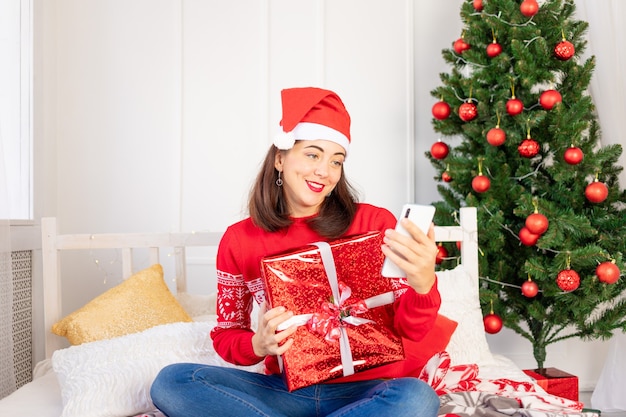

{"left": 150, "top": 364, "right": 440, "bottom": 417}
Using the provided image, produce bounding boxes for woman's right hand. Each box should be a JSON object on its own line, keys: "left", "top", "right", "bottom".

{"left": 251, "top": 302, "right": 298, "bottom": 357}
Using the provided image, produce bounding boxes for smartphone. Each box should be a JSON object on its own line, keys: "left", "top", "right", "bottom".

{"left": 381, "top": 204, "right": 436, "bottom": 277}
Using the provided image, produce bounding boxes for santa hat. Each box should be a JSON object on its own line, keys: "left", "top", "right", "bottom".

{"left": 274, "top": 87, "right": 351, "bottom": 153}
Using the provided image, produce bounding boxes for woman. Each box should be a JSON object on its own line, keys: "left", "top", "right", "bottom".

{"left": 151, "top": 87, "right": 441, "bottom": 417}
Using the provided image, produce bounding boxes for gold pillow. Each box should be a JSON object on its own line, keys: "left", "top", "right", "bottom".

{"left": 52, "top": 264, "right": 192, "bottom": 345}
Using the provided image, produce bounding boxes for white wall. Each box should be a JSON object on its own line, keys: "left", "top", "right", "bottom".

{"left": 33, "top": 0, "right": 613, "bottom": 390}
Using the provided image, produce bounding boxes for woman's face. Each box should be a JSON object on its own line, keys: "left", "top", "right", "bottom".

{"left": 274, "top": 139, "right": 346, "bottom": 218}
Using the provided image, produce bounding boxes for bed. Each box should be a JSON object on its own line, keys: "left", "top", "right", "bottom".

{"left": 0, "top": 207, "right": 595, "bottom": 417}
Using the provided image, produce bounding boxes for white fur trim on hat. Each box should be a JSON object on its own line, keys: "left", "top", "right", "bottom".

{"left": 273, "top": 122, "right": 350, "bottom": 153}
{"left": 273, "top": 130, "right": 296, "bottom": 150}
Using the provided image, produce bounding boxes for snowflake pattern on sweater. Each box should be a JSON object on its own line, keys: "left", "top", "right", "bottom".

{"left": 216, "top": 270, "right": 264, "bottom": 329}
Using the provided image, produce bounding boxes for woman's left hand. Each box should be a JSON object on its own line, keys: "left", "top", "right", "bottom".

{"left": 382, "top": 218, "right": 438, "bottom": 294}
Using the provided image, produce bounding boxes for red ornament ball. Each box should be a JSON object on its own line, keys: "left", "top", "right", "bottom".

{"left": 585, "top": 181, "right": 609, "bottom": 203}
{"left": 472, "top": 175, "right": 491, "bottom": 193}
{"left": 436, "top": 244, "right": 448, "bottom": 265}
{"left": 521, "top": 280, "right": 539, "bottom": 298}
{"left": 556, "top": 269, "right": 580, "bottom": 292}
{"left": 506, "top": 98, "right": 524, "bottom": 116}
{"left": 431, "top": 141, "right": 450, "bottom": 160}
{"left": 554, "top": 40, "right": 575, "bottom": 60}
{"left": 486, "top": 127, "right": 506, "bottom": 146}
{"left": 518, "top": 138, "right": 540, "bottom": 158}
{"left": 519, "top": 226, "right": 540, "bottom": 246}
{"left": 540, "top": 89, "right": 562, "bottom": 110}
{"left": 525, "top": 213, "right": 549, "bottom": 235}
{"left": 432, "top": 101, "right": 451, "bottom": 120}
{"left": 483, "top": 313, "right": 503, "bottom": 334}
{"left": 459, "top": 102, "right": 478, "bottom": 122}
{"left": 520, "top": 0, "right": 539, "bottom": 17}
{"left": 473, "top": 0, "right": 483, "bottom": 12}
{"left": 442, "top": 171, "right": 452, "bottom": 183}
{"left": 596, "top": 262, "right": 621, "bottom": 285}
{"left": 453, "top": 38, "right": 471, "bottom": 54}
{"left": 564, "top": 146, "right": 584, "bottom": 165}
{"left": 487, "top": 42, "right": 502, "bottom": 58}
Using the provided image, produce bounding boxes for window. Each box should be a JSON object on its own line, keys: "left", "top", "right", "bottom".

{"left": 0, "top": 0, "right": 32, "bottom": 220}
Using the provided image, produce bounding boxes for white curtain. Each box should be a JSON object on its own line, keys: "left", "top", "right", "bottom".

{"left": 576, "top": 1, "right": 626, "bottom": 411}
{"left": 0, "top": 131, "right": 17, "bottom": 398}
{"left": 577, "top": 0, "right": 626, "bottom": 185}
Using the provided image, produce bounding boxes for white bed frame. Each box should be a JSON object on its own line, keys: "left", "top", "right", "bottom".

{"left": 40, "top": 218, "right": 224, "bottom": 358}
{"left": 39, "top": 207, "right": 477, "bottom": 359}
{"left": 1, "top": 207, "right": 589, "bottom": 417}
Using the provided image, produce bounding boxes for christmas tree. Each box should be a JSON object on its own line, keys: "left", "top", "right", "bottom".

{"left": 427, "top": 0, "right": 626, "bottom": 369}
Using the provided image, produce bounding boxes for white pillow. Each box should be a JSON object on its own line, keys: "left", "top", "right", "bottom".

{"left": 437, "top": 264, "right": 495, "bottom": 366}
{"left": 52, "top": 320, "right": 262, "bottom": 417}
{"left": 176, "top": 291, "right": 216, "bottom": 317}
{"left": 177, "top": 291, "right": 259, "bottom": 331}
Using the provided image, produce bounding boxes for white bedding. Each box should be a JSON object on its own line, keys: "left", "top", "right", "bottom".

{"left": 0, "top": 362, "right": 62, "bottom": 416}
{"left": 0, "top": 267, "right": 543, "bottom": 417}
{"left": 0, "top": 353, "right": 534, "bottom": 417}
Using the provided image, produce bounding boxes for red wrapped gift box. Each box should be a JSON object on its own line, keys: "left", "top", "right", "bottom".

{"left": 261, "top": 232, "right": 405, "bottom": 391}
{"left": 523, "top": 367, "right": 578, "bottom": 401}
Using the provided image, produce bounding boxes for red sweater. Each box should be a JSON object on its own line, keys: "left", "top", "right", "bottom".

{"left": 210, "top": 203, "right": 441, "bottom": 381}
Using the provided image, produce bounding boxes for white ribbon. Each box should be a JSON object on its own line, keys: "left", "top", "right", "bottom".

{"left": 315, "top": 242, "right": 354, "bottom": 376}
{"left": 277, "top": 290, "right": 395, "bottom": 330}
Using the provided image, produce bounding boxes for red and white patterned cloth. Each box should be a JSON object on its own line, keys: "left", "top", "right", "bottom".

{"left": 419, "top": 352, "right": 598, "bottom": 417}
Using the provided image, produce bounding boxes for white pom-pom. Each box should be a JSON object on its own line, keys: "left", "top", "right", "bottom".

{"left": 273, "top": 130, "right": 296, "bottom": 150}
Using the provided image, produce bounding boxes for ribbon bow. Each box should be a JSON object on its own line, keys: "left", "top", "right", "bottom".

{"left": 306, "top": 282, "right": 371, "bottom": 342}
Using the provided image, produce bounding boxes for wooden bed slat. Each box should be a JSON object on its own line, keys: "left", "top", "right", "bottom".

{"left": 40, "top": 217, "right": 223, "bottom": 358}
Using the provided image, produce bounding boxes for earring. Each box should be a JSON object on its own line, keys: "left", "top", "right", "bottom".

{"left": 275, "top": 171, "right": 283, "bottom": 187}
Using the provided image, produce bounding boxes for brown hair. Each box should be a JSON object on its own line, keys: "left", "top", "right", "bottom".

{"left": 248, "top": 144, "right": 359, "bottom": 239}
